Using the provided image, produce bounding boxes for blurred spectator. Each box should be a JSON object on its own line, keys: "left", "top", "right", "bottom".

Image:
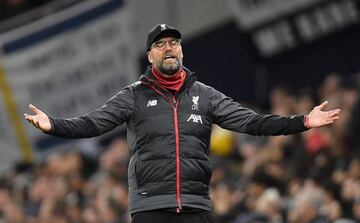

{"left": 254, "top": 188, "right": 283, "bottom": 222}
{"left": 287, "top": 182, "right": 330, "bottom": 223}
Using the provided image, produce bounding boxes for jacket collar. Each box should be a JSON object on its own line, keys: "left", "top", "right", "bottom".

{"left": 140, "top": 65, "right": 197, "bottom": 89}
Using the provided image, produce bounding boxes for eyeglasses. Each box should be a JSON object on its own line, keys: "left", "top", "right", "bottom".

{"left": 151, "top": 39, "right": 181, "bottom": 50}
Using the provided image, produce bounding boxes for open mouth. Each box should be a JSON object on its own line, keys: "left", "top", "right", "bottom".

{"left": 164, "top": 55, "right": 176, "bottom": 61}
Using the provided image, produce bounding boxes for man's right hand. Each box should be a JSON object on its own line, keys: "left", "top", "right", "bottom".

{"left": 24, "top": 104, "right": 52, "bottom": 132}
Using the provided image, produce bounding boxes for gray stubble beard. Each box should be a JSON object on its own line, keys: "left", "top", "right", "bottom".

{"left": 156, "top": 57, "right": 183, "bottom": 76}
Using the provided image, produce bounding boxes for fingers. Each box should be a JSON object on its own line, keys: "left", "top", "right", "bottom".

{"left": 25, "top": 116, "right": 35, "bottom": 126}
{"left": 328, "top": 109, "right": 341, "bottom": 118}
{"left": 323, "top": 110, "right": 340, "bottom": 126}
{"left": 24, "top": 113, "right": 38, "bottom": 128}
{"left": 25, "top": 117, "right": 36, "bottom": 127}
{"left": 28, "top": 104, "right": 39, "bottom": 114}
{"left": 25, "top": 104, "right": 42, "bottom": 129}
{"left": 323, "top": 117, "right": 339, "bottom": 126}
{"left": 327, "top": 116, "right": 339, "bottom": 123}
{"left": 328, "top": 116, "right": 339, "bottom": 122}
{"left": 325, "top": 120, "right": 334, "bottom": 125}
{"left": 317, "top": 101, "right": 328, "bottom": 110}
{"left": 24, "top": 113, "right": 32, "bottom": 122}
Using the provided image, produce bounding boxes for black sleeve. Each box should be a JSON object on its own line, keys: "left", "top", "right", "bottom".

{"left": 47, "top": 86, "right": 134, "bottom": 138}
{"left": 209, "top": 87, "right": 308, "bottom": 136}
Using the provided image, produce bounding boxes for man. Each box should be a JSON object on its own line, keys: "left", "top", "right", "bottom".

{"left": 25, "top": 24, "right": 340, "bottom": 223}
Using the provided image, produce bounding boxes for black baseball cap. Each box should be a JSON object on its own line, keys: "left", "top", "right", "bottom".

{"left": 146, "top": 24, "right": 181, "bottom": 51}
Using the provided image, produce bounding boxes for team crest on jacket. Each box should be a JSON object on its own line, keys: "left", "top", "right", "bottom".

{"left": 192, "top": 96, "right": 199, "bottom": 110}
{"left": 187, "top": 114, "right": 203, "bottom": 124}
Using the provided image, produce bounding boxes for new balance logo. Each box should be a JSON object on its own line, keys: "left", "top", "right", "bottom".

{"left": 147, "top": 100, "right": 157, "bottom": 107}
{"left": 187, "top": 114, "right": 203, "bottom": 124}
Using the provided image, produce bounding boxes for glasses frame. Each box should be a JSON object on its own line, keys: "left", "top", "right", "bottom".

{"left": 151, "top": 39, "right": 182, "bottom": 50}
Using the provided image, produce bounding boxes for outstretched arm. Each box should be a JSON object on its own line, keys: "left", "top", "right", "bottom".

{"left": 24, "top": 86, "right": 134, "bottom": 138}
{"left": 306, "top": 101, "right": 340, "bottom": 128}
{"left": 24, "top": 104, "right": 51, "bottom": 132}
{"left": 210, "top": 87, "right": 341, "bottom": 136}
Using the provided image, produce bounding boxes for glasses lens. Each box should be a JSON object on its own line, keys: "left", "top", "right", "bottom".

{"left": 152, "top": 39, "right": 180, "bottom": 49}
{"left": 170, "top": 39, "right": 181, "bottom": 46}
{"left": 154, "top": 41, "right": 165, "bottom": 48}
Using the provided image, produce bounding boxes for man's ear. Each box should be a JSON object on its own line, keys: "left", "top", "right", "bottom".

{"left": 147, "top": 51, "right": 153, "bottom": 64}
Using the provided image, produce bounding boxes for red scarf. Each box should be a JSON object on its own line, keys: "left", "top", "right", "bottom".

{"left": 152, "top": 66, "right": 186, "bottom": 93}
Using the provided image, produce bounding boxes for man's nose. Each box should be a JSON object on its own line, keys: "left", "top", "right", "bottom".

{"left": 164, "top": 41, "right": 173, "bottom": 50}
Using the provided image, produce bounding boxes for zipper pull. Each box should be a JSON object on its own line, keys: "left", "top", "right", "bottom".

{"left": 176, "top": 207, "right": 182, "bottom": 213}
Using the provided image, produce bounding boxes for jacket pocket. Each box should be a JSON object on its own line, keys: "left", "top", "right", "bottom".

{"left": 136, "top": 157, "right": 175, "bottom": 188}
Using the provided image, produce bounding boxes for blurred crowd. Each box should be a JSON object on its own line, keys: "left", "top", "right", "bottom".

{"left": 0, "top": 138, "right": 131, "bottom": 223}
{"left": 0, "top": 71, "right": 359, "bottom": 223}
{"left": 210, "top": 72, "right": 360, "bottom": 223}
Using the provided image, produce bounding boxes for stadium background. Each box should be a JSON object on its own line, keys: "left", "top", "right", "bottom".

{"left": 0, "top": 0, "right": 360, "bottom": 222}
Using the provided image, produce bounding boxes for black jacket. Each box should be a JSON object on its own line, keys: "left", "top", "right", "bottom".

{"left": 48, "top": 66, "right": 308, "bottom": 214}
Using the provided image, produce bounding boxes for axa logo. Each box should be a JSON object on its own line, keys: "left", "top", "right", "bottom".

{"left": 192, "top": 96, "right": 199, "bottom": 110}
{"left": 147, "top": 100, "right": 157, "bottom": 107}
{"left": 187, "top": 114, "right": 203, "bottom": 124}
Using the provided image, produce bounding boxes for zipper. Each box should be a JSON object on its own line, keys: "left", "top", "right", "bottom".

{"left": 172, "top": 96, "right": 182, "bottom": 213}
{"left": 142, "top": 81, "right": 182, "bottom": 212}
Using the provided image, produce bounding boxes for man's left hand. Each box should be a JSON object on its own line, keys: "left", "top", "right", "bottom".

{"left": 307, "top": 101, "right": 340, "bottom": 128}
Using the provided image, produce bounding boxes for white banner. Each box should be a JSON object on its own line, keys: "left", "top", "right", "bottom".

{"left": 0, "top": 0, "right": 137, "bottom": 164}
{"left": 228, "top": 0, "right": 328, "bottom": 30}
{"left": 228, "top": 0, "right": 360, "bottom": 57}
